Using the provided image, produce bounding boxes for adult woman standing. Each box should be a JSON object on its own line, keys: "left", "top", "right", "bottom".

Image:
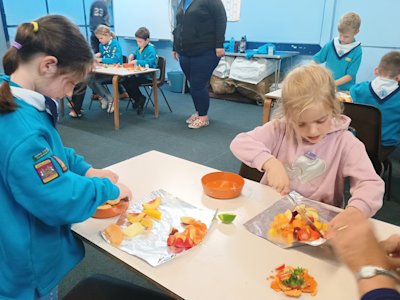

{"left": 172, "top": 0, "right": 227, "bottom": 129}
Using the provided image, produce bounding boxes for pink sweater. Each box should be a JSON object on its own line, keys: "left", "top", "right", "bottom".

{"left": 230, "top": 115, "right": 384, "bottom": 217}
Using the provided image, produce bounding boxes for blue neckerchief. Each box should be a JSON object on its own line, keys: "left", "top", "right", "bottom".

{"left": 183, "top": 0, "right": 193, "bottom": 12}
{"left": 44, "top": 96, "right": 58, "bottom": 127}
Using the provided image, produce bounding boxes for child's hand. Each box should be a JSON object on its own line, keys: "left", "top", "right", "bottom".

{"left": 95, "top": 52, "right": 101, "bottom": 58}
{"left": 172, "top": 51, "right": 179, "bottom": 60}
{"left": 96, "top": 57, "right": 102, "bottom": 63}
{"left": 128, "top": 54, "right": 134, "bottom": 62}
{"left": 86, "top": 168, "right": 119, "bottom": 184}
{"left": 262, "top": 157, "right": 290, "bottom": 195}
{"left": 128, "top": 60, "right": 136, "bottom": 65}
{"left": 116, "top": 182, "right": 132, "bottom": 201}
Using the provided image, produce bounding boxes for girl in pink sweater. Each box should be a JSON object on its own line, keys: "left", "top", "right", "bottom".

{"left": 230, "top": 65, "right": 384, "bottom": 225}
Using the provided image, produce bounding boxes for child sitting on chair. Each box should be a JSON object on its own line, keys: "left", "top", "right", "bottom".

{"left": 89, "top": 24, "right": 123, "bottom": 113}
{"left": 122, "top": 27, "right": 157, "bottom": 114}
{"left": 313, "top": 12, "right": 362, "bottom": 91}
{"left": 230, "top": 65, "right": 384, "bottom": 228}
{"left": 350, "top": 51, "right": 400, "bottom": 155}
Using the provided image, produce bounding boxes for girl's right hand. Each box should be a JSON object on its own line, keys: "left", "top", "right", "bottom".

{"left": 95, "top": 52, "right": 101, "bottom": 58}
{"left": 115, "top": 182, "right": 133, "bottom": 201}
{"left": 172, "top": 51, "right": 179, "bottom": 60}
{"left": 128, "top": 54, "right": 134, "bottom": 62}
{"left": 262, "top": 157, "right": 290, "bottom": 195}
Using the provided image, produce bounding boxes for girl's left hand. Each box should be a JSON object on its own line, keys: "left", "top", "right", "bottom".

{"left": 216, "top": 48, "right": 225, "bottom": 57}
{"left": 95, "top": 52, "right": 101, "bottom": 58}
{"left": 86, "top": 168, "right": 119, "bottom": 184}
{"left": 96, "top": 57, "right": 102, "bottom": 63}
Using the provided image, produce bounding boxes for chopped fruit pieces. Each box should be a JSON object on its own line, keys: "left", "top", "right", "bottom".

{"left": 97, "top": 204, "right": 112, "bottom": 210}
{"left": 143, "top": 197, "right": 161, "bottom": 210}
{"left": 167, "top": 219, "right": 207, "bottom": 250}
{"left": 127, "top": 212, "right": 146, "bottom": 223}
{"left": 106, "top": 199, "right": 121, "bottom": 205}
{"left": 268, "top": 206, "right": 328, "bottom": 245}
{"left": 218, "top": 213, "right": 236, "bottom": 224}
{"left": 143, "top": 209, "right": 162, "bottom": 220}
{"left": 140, "top": 217, "right": 153, "bottom": 230}
{"left": 122, "top": 222, "right": 145, "bottom": 238}
{"left": 104, "top": 224, "right": 124, "bottom": 246}
{"left": 180, "top": 216, "right": 195, "bottom": 225}
{"left": 269, "top": 265, "right": 318, "bottom": 297}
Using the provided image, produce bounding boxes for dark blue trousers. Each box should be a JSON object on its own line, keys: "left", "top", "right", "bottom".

{"left": 179, "top": 48, "right": 220, "bottom": 116}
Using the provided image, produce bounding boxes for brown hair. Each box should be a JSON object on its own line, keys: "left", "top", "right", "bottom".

{"left": 135, "top": 27, "right": 150, "bottom": 40}
{"left": 338, "top": 12, "right": 361, "bottom": 34}
{"left": 277, "top": 65, "right": 342, "bottom": 141}
{"left": 95, "top": 24, "right": 116, "bottom": 38}
{"left": 378, "top": 51, "right": 400, "bottom": 79}
{"left": 0, "top": 15, "right": 93, "bottom": 113}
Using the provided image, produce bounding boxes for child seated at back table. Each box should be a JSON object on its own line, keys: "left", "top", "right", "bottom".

{"left": 122, "top": 27, "right": 157, "bottom": 114}
{"left": 350, "top": 51, "right": 400, "bottom": 157}
{"left": 89, "top": 24, "right": 123, "bottom": 113}
{"left": 313, "top": 12, "right": 362, "bottom": 91}
{"left": 230, "top": 65, "right": 384, "bottom": 227}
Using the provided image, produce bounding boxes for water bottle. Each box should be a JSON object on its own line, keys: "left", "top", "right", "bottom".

{"left": 239, "top": 35, "right": 247, "bottom": 53}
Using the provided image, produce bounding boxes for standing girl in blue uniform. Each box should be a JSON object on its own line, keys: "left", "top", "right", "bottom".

{"left": 313, "top": 12, "right": 362, "bottom": 91}
{"left": 0, "top": 15, "right": 131, "bottom": 300}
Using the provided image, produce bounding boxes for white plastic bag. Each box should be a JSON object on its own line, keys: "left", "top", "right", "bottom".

{"left": 212, "top": 56, "right": 235, "bottom": 79}
{"left": 229, "top": 57, "right": 275, "bottom": 84}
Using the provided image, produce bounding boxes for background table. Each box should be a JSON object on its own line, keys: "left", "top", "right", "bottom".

{"left": 72, "top": 151, "right": 400, "bottom": 300}
{"left": 93, "top": 66, "right": 159, "bottom": 129}
{"left": 225, "top": 51, "right": 299, "bottom": 91}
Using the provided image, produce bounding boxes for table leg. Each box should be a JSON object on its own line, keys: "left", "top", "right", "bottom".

{"left": 263, "top": 97, "right": 273, "bottom": 124}
{"left": 112, "top": 75, "right": 120, "bottom": 130}
{"left": 152, "top": 72, "right": 159, "bottom": 118}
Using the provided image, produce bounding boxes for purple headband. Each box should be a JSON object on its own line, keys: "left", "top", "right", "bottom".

{"left": 11, "top": 41, "right": 22, "bottom": 50}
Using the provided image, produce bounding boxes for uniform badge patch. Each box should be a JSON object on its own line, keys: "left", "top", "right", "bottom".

{"left": 34, "top": 159, "right": 59, "bottom": 184}
{"left": 52, "top": 155, "right": 68, "bottom": 172}
{"left": 33, "top": 148, "right": 49, "bottom": 161}
{"left": 345, "top": 57, "right": 352, "bottom": 62}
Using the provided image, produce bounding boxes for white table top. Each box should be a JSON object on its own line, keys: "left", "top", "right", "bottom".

{"left": 265, "top": 88, "right": 282, "bottom": 99}
{"left": 72, "top": 151, "right": 400, "bottom": 300}
{"left": 93, "top": 66, "right": 158, "bottom": 77}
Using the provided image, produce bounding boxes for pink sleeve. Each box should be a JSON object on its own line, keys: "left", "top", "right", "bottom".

{"left": 230, "top": 120, "right": 284, "bottom": 172}
{"left": 341, "top": 133, "right": 384, "bottom": 217}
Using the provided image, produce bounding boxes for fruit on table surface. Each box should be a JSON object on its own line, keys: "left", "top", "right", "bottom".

{"left": 268, "top": 205, "right": 328, "bottom": 244}
{"left": 104, "top": 223, "right": 124, "bottom": 246}
{"left": 143, "top": 197, "right": 161, "bottom": 210}
{"left": 180, "top": 216, "right": 195, "bottom": 225}
{"left": 218, "top": 213, "right": 236, "bottom": 224}
{"left": 97, "top": 204, "right": 112, "bottom": 210}
{"left": 127, "top": 212, "right": 146, "bottom": 223}
{"left": 269, "top": 264, "right": 317, "bottom": 297}
{"left": 140, "top": 216, "right": 153, "bottom": 230}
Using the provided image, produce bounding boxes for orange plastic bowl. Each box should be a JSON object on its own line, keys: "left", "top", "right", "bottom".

{"left": 92, "top": 198, "right": 129, "bottom": 219}
{"left": 201, "top": 172, "right": 244, "bottom": 199}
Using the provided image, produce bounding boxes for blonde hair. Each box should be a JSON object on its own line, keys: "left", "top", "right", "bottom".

{"left": 378, "top": 51, "right": 400, "bottom": 79}
{"left": 338, "top": 12, "right": 361, "bottom": 33}
{"left": 95, "top": 24, "right": 116, "bottom": 38}
{"left": 277, "top": 65, "right": 342, "bottom": 138}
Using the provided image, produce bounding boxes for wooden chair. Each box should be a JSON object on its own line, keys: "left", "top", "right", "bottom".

{"left": 238, "top": 163, "right": 264, "bottom": 182}
{"left": 343, "top": 102, "right": 394, "bottom": 200}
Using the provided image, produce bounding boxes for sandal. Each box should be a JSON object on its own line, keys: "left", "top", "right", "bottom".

{"left": 186, "top": 113, "right": 199, "bottom": 124}
{"left": 188, "top": 118, "right": 209, "bottom": 129}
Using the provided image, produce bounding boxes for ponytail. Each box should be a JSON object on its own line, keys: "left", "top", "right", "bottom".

{"left": 0, "top": 48, "right": 19, "bottom": 113}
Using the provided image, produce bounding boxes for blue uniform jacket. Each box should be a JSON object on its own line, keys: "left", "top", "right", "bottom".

{"left": 350, "top": 81, "right": 400, "bottom": 146}
{"left": 132, "top": 43, "right": 157, "bottom": 68}
{"left": 0, "top": 83, "right": 119, "bottom": 299}
{"left": 100, "top": 38, "right": 123, "bottom": 65}
{"left": 313, "top": 40, "right": 362, "bottom": 91}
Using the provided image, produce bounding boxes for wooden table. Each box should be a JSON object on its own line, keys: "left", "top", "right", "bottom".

{"left": 263, "top": 88, "right": 282, "bottom": 124}
{"left": 92, "top": 66, "right": 159, "bottom": 130}
{"left": 72, "top": 151, "right": 400, "bottom": 300}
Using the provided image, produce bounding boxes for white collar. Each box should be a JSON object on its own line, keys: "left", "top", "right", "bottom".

{"left": 371, "top": 76, "right": 399, "bottom": 99}
{"left": 10, "top": 86, "right": 58, "bottom": 113}
{"left": 333, "top": 37, "right": 361, "bottom": 57}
